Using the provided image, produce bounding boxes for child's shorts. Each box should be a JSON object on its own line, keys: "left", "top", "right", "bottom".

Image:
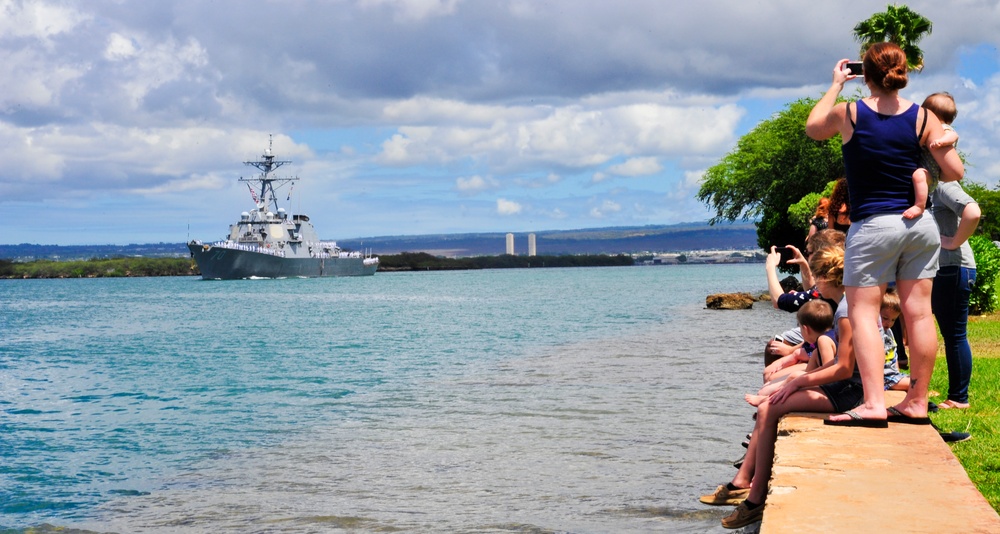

{"left": 819, "top": 379, "right": 865, "bottom": 413}
{"left": 884, "top": 371, "right": 904, "bottom": 389}
{"left": 844, "top": 213, "right": 939, "bottom": 287}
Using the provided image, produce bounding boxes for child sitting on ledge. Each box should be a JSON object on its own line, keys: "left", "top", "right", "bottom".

{"left": 748, "top": 299, "right": 836, "bottom": 406}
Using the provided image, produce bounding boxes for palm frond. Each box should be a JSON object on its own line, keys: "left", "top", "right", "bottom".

{"left": 852, "top": 4, "right": 933, "bottom": 72}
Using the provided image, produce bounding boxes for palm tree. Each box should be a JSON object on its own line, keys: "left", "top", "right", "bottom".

{"left": 853, "top": 4, "right": 933, "bottom": 72}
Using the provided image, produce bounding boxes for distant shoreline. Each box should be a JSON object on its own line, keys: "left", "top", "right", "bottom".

{"left": 0, "top": 251, "right": 771, "bottom": 279}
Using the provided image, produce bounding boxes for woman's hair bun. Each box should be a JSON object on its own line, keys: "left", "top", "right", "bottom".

{"left": 883, "top": 65, "right": 909, "bottom": 91}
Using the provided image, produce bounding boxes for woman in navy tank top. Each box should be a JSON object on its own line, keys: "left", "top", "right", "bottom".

{"left": 804, "top": 43, "right": 964, "bottom": 427}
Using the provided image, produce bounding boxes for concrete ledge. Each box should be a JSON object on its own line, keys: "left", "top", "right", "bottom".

{"left": 762, "top": 400, "right": 1000, "bottom": 533}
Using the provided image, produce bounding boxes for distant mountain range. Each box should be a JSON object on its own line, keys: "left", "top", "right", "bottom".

{"left": 0, "top": 222, "right": 760, "bottom": 261}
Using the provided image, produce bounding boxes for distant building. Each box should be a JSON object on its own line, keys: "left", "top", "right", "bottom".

{"left": 528, "top": 233, "right": 536, "bottom": 256}
{"left": 506, "top": 233, "right": 514, "bottom": 255}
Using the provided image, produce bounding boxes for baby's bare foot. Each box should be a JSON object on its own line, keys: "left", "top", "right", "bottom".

{"left": 744, "top": 394, "right": 767, "bottom": 407}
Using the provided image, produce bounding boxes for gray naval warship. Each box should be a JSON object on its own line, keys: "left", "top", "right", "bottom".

{"left": 188, "top": 140, "right": 378, "bottom": 279}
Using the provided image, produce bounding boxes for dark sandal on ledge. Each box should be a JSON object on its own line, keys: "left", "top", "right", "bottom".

{"left": 886, "top": 406, "right": 932, "bottom": 425}
{"left": 823, "top": 409, "right": 889, "bottom": 428}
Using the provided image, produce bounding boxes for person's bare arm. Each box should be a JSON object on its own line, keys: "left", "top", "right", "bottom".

{"left": 941, "top": 202, "right": 981, "bottom": 251}
{"left": 806, "top": 59, "right": 854, "bottom": 141}
{"left": 903, "top": 171, "right": 928, "bottom": 219}
{"left": 785, "top": 245, "right": 814, "bottom": 288}
{"left": 765, "top": 247, "right": 784, "bottom": 309}
{"left": 929, "top": 128, "right": 959, "bottom": 149}
{"left": 924, "top": 112, "right": 964, "bottom": 182}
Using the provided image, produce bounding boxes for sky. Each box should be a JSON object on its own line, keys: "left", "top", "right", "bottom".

{"left": 3, "top": 0, "right": 1000, "bottom": 245}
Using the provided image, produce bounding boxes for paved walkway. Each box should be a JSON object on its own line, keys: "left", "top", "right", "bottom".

{"left": 762, "top": 395, "right": 1000, "bottom": 533}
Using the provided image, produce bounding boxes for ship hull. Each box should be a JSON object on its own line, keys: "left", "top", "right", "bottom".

{"left": 189, "top": 243, "right": 377, "bottom": 279}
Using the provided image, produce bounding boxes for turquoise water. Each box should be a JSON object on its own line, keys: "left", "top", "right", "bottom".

{"left": 1, "top": 265, "right": 792, "bottom": 533}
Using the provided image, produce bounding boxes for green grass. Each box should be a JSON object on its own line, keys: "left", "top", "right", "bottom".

{"left": 930, "top": 314, "right": 1000, "bottom": 512}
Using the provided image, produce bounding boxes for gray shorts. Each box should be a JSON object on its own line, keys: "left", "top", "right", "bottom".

{"left": 844, "top": 213, "right": 939, "bottom": 287}
{"left": 779, "top": 327, "right": 804, "bottom": 345}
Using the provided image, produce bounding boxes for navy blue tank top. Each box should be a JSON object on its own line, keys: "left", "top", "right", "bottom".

{"left": 841, "top": 100, "right": 923, "bottom": 221}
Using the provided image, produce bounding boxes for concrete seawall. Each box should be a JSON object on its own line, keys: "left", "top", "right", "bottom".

{"left": 762, "top": 394, "right": 1000, "bottom": 532}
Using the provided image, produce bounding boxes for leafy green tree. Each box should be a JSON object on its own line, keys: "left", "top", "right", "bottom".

{"left": 697, "top": 98, "right": 844, "bottom": 253}
{"left": 787, "top": 191, "right": 823, "bottom": 232}
{"left": 787, "top": 180, "right": 839, "bottom": 233}
{"left": 853, "top": 4, "right": 933, "bottom": 71}
{"left": 969, "top": 235, "right": 1000, "bottom": 315}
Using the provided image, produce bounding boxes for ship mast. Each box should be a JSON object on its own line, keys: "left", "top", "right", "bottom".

{"left": 239, "top": 135, "right": 297, "bottom": 214}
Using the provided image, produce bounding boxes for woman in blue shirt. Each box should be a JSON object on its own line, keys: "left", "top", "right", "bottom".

{"left": 804, "top": 42, "right": 964, "bottom": 427}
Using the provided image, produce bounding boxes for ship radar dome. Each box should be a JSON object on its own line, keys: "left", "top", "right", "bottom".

{"left": 241, "top": 212, "right": 250, "bottom": 220}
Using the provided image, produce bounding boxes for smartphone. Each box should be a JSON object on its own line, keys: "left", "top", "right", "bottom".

{"left": 775, "top": 246, "right": 794, "bottom": 264}
{"left": 846, "top": 61, "right": 863, "bottom": 76}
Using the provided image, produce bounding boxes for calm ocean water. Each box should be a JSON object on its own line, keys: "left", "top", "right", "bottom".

{"left": 1, "top": 265, "right": 792, "bottom": 533}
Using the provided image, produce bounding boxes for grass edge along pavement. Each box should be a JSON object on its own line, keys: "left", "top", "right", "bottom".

{"left": 930, "top": 312, "right": 1000, "bottom": 513}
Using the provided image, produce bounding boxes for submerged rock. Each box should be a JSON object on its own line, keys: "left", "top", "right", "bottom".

{"left": 706, "top": 292, "right": 754, "bottom": 310}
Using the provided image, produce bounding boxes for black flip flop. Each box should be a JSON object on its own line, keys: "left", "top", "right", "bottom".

{"left": 823, "top": 410, "right": 889, "bottom": 428}
{"left": 886, "top": 406, "right": 932, "bottom": 425}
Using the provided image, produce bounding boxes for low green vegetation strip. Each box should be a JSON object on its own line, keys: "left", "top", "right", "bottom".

{"left": 0, "top": 252, "right": 634, "bottom": 278}
{"left": 0, "top": 257, "right": 196, "bottom": 278}
{"left": 935, "top": 315, "right": 1000, "bottom": 513}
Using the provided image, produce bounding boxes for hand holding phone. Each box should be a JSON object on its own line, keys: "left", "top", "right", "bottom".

{"left": 775, "top": 246, "right": 794, "bottom": 264}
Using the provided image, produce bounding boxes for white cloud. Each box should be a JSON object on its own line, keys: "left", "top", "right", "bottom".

{"left": 0, "top": 1, "right": 89, "bottom": 41}
{"left": 497, "top": 198, "right": 522, "bottom": 215}
{"left": 590, "top": 200, "right": 622, "bottom": 218}
{"left": 932, "top": 72, "right": 1000, "bottom": 187}
{"left": 514, "top": 172, "right": 562, "bottom": 189}
{"left": 5, "top": 0, "right": 1000, "bottom": 244}
{"left": 0, "top": 124, "right": 307, "bottom": 200}
{"left": 115, "top": 35, "right": 212, "bottom": 109}
{"left": 374, "top": 97, "right": 744, "bottom": 171}
{"left": 382, "top": 96, "right": 539, "bottom": 126}
{"left": 455, "top": 174, "right": 498, "bottom": 193}
{"left": 105, "top": 33, "right": 138, "bottom": 61}
{"left": 684, "top": 169, "right": 706, "bottom": 188}
{"left": 129, "top": 173, "right": 229, "bottom": 195}
{"left": 359, "top": 0, "right": 462, "bottom": 21}
{"left": 607, "top": 157, "right": 662, "bottom": 177}
{"left": 0, "top": 47, "right": 85, "bottom": 111}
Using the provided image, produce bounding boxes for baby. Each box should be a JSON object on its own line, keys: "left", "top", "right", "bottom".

{"left": 904, "top": 92, "right": 960, "bottom": 219}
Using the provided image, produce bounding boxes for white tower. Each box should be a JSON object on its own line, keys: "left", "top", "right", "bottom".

{"left": 506, "top": 233, "right": 515, "bottom": 255}
{"left": 528, "top": 233, "right": 536, "bottom": 256}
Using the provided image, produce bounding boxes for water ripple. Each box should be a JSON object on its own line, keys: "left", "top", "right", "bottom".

{"left": 1, "top": 266, "right": 787, "bottom": 532}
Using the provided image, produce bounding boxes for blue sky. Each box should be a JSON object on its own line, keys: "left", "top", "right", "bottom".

{"left": 3, "top": 0, "right": 1000, "bottom": 245}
